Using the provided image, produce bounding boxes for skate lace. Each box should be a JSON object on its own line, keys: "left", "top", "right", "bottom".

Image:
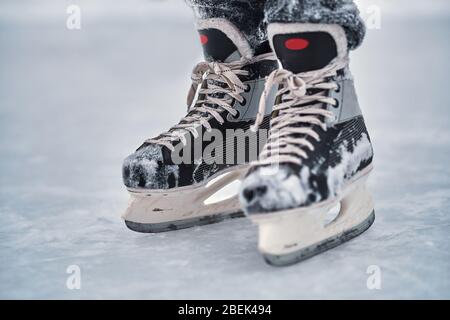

{"left": 252, "top": 58, "right": 348, "bottom": 165}
{"left": 146, "top": 52, "right": 276, "bottom": 151}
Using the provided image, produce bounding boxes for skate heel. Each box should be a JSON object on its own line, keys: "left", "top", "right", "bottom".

{"left": 122, "top": 166, "right": 249, "bottom": 233}
{"left": 252, "top": 178, "right": 375, "bottom": 266}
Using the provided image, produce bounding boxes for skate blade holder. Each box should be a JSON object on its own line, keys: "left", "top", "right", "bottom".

{"left": 250, "top": 171, "right": 374, "bottom": 265}
{"left": 203, "top": 171, "right": 243, "bottom": 205}
{"left": 122, "top": 166, "right": 249, "bottom": 227}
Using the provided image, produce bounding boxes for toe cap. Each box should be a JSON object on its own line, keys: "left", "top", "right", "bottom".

{"left": 239, "top": 165, "right": 312, "bottom": 214}
{"left": 122, "top": 144, "right": 179, "bottom": 190}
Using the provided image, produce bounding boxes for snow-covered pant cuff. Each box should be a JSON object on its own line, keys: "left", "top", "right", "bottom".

{"left": 264, "top": 0, "right": 365, "bottom": 50}
{"left": 185, "top": 0, "right": 365, "bottom": 51}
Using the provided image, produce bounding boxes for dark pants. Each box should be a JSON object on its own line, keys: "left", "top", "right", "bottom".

{"left": 185, "top": 0, "right": 365, "bottom": 50}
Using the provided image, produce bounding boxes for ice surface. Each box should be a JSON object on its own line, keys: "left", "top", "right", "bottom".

{"left": 1, "top": 0, "right": 450, "bottom": 299}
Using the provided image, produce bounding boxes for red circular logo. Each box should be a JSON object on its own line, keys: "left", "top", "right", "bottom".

{"left": 285, "top": 38, "right": 309, "bottom": 51}
{"left": 200, "top": 35, "right": 209, "bottom": 45}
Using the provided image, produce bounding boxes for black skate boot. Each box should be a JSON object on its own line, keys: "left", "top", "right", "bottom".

{"left": 239, "top": 23, "right": 375, "bottom": 266}
{"left": 122, "top": 18, "right": 277, "bottom": 233}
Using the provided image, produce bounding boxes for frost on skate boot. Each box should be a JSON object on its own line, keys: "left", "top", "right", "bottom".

{"left": 122, "top": 18, "right": 277, "bottom": 233}
{"left": 239, "top": 23, "right": 375, "bottom": 266}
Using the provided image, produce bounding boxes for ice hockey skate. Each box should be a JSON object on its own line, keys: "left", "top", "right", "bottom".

{"left": 122, "top": 18, "right": 277, "bottom": 233}
{"left": 240, "top": 23, "right": 375, "bottom": 266}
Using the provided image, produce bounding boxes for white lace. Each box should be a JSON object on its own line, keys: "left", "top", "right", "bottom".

{"left": 146, "top": 52, "right": 276, "bottom": 151}
{"left": 252, "top": 58, "right": 348, "bottom": 165}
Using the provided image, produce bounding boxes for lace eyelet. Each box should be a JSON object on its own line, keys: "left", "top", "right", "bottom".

{"left": 244, "top": 85, "right": 251, "bottom": 93}
{"left": 240, "top": 97, "right": 247, "bottom": 106}
{"left": 232, "top": 110, "right": 241, "bottom": 119}
{"left": 335, "top": 84, "right": 341, "bottom": 93}
{"left": 333, "top": 99, "right": 340, "bottom": 108}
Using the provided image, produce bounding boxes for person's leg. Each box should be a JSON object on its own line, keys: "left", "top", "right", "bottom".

{"left": 185, "top": 0, "right": 268, "bottom": 53}
{"left": 265, "top": 0, "right": 365, "bottom": 49}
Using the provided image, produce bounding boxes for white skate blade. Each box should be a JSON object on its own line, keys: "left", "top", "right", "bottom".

{"left": 122, "top": 166, "right": 248, "bottom": 233}
{"left": 250, "top": 168, "right": 375, "bottom": 266}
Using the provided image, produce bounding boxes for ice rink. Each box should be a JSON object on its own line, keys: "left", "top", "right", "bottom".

{"left": 1, "top": 0, "right": 449, "bottom": 299}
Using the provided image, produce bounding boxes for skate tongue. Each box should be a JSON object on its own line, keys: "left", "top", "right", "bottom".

{"left": 268, "top": 23, "right": 348, "bottom": 73}
{"left": 197, "top": 18, "right": 253, "bottom": 63}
